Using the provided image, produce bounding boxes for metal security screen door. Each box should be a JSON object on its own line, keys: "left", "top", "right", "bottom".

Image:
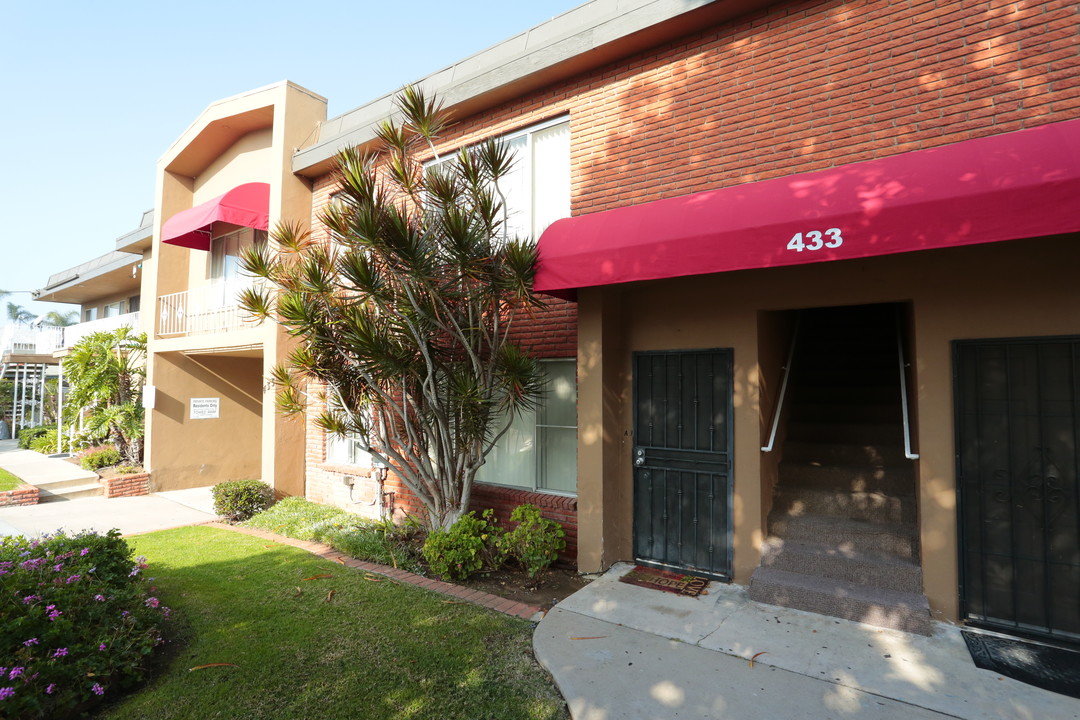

{"left": 633, "top": 350, "right": 733, "bottom": 581}
{"left": 956, "top": 338, "right": 1080, "bottom": 643}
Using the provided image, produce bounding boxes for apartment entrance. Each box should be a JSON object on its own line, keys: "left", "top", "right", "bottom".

{"left": 749, "top": 303, "right": 930, "bottom": 634}
{"left": 955, "top": 337, "right": 1080, "bottom": 645}
{"left": 632, "top": 349, "right": 733, "bottom": 581}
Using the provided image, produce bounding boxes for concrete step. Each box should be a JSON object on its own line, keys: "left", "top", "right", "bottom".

{"left": 777, "top": 461, "right": 914, "bottom": 494}
{"left": 782, "top": 440, "right": 910, "bottom": 466}
{"left": 759, "top": 537, "right": 923, "bottom": 593}
{"left": 786, "top": 421, "right": 903, "bottom": 445}
{"left": 747, "top": 566, "right": 932, "bottom": 635}
{"left": 766, "top": 513, "right": 919, "bottom": 560}
{"left": 28, "top": 474, "right": 100, "bottom": 493}
{"left": 772, "top": 487, "right": 916, "bottom": 524}
{"left": 37, "top": 482, "right": 104, "bottom": 502}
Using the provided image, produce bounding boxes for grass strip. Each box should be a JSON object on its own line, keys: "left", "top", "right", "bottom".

{"left": 96, "top": 525, "right": 566, "bottom": 720}
{"left": 0, "top": 467, "right": 24, "bottom": 492}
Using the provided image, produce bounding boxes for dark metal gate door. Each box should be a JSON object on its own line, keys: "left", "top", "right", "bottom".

{"left": 633, "top": 349, "right": 733, "bottom": 581}
{"left": 956, "top": 338, "right": 1080, "bottom": 644}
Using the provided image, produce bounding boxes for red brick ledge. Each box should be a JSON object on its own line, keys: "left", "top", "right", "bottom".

{"left": 0, "top": 484, "right": 39, "bottom": 507}
{"left": 204, "top": 522, "right": 544, "bottom": 621}
{"left": 101, "top": 472, "right": 150, "bottom": 499}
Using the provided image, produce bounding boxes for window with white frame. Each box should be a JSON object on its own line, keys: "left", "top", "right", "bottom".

{"left": 426, "top": 116, "right": 570, "bottom": 242}
{"left": 327, "top": 432, "right": 373, "bottom": 468}
{"left": 209, "top": 227, "right": 267, "bottom": 305}
{"left": 103, "top": 301, "right": 125, "bottom": 318}
{"left": 476, "top": 359, "right": 577, "bottom": 494}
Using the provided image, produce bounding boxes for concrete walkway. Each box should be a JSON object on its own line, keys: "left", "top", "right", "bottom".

{"left": 0, "top": 438, "right": 99, "bottom": 499}
{"left": 534, "top": 563, "right": 1080, "bottom": 720}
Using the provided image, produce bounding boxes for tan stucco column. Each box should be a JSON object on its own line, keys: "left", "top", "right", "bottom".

{"left": 576, "top": 287, "right": 632, "bottom": 572}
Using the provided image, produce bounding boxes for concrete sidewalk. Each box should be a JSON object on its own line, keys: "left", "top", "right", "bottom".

{"left": 534, "top": 563, "right": 1079, "bottom": 720}
{"left": 0, "top": 438, "right": 100, "bottom": 499}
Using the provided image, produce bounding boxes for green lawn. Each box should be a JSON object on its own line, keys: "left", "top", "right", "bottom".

{"left": 0, "top": 467, "right": 23, "bottom": 492}
{"left": 95, "top": 526, "right": 567, "bottom": 720}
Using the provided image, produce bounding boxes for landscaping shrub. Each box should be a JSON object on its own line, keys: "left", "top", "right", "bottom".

{"left": 0, "top": 529, "right": 171, "bottom": 719}
{"left": 498, "top": 504, "right": 566, "bottom": 577}
{"left": 422, "top": 510, "right": 505, "bottom": 581}
{"left": 211, "top": 479, "right": 274, "bottom": 522}
{"left": 16, "top": 425, "right": 55, "bottom": 450}
{"left": 28, "top": 429, "right": 58, "bottom": 455}
{"left": 78, "top": 446, "right": 122, "bottom": 472}
{"left": 243, "top": 498, "right": 423, "bottom": 572}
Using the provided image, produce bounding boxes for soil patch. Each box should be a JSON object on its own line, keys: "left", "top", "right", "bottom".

{"left": 97, "top": 465, "right": 146, "bottom": 480}
{"left": 457, "top": 565, "right": 591, "bottom": 610}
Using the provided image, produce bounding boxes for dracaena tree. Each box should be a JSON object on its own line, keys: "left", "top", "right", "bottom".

{"left": 240, "top": 87, "right": 546, "bottom": 529}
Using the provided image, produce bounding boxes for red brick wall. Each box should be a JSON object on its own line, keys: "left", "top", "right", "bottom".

{"left": 470, "top": 484, "right": 578, "bottom": 562}
{"left": 101, "top": 473, "right": 150, "bottom": 499}
{"left": 0, "top": 484, "right": 38, "bottom": 507}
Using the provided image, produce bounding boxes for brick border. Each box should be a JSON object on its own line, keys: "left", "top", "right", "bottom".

{"left": 101, "top": 472, "right": 150, "bottom": 499}
{"left": 0, "top": 484, "right": 39, "bottom": 507}
{"left": 205, "top": 522, "right": 544, "bottom": 621}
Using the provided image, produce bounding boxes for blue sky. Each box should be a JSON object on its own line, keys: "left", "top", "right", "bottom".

{"left": 0, "top": 0, "right": 582, "bottom": 320}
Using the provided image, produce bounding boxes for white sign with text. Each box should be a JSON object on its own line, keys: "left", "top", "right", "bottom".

{"left": 190, "top": 398, "right": 220, "bottom": 420}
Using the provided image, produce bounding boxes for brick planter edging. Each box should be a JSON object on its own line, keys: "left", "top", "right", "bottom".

{"left": 101, "top": 472, "right": 150, "bottom": 499}
{"left": 205, "top": 522, "right": 544, "bottom": 621}
{"left": 0, "top": 484, "right": 39, "bottom": 507}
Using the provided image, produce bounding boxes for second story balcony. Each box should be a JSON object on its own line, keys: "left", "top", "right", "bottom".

{"left": 0, "top": 324, "right": 64, "bottom": 359}
{"left": 157, "top": 282, "right": 258, "bottom": 337}
{"left": 64, "top": 312, "right": 141, "bottom": 348}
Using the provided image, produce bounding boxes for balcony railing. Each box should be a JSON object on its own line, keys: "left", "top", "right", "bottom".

{"left": 0, "top": 324, "right": 64, "bottom": 356}
{"left": 157, "top": 282, "right": 259, "bottom": 337}
{"left": 63, "top": 311, "right": 141, "bottom": 348}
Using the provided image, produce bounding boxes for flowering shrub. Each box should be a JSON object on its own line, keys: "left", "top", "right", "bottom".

{"left": 0, "top": 529, "right": 171, "bottom": 719}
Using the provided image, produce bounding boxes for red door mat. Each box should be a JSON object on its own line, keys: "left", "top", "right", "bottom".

{"left": 619, "top": 566, "right": 710, "bottom": 597}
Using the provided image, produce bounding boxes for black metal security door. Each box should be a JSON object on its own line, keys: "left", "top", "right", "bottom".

{"left": 633, "top": 349, "right": 733, "bottom": 581}
{"left": 956, "top": 338, "right": 1080, "bottom": 644}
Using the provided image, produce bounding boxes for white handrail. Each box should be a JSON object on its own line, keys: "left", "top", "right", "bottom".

{"left": 762, "top": 315, "right": 800, "bottom": 452}
{"left": 896, "top": 308, "right": 920, "bottom": 460}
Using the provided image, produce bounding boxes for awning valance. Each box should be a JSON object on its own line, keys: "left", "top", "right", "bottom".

{"left": 161, "top": 182, "right": 271, "bottom": 250}
{"left": 534, "top": 119, "right": 1080, "bottom": 299}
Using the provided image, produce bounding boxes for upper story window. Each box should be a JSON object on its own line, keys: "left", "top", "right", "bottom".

{"left": 427, "top": 117, "right": 570, "bottom": 242}
{"left": 103, "top": 301, "right": 125, "bottom": 318}
{"left": 209, "top": 228, "right": 267, "bottom": 284}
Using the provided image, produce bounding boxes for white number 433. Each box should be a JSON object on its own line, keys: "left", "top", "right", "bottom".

{"left": 787, "top": 228, "right": 843, "bottom": 252}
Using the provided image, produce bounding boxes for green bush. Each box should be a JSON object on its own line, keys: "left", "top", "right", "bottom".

{"left": 79, "top": 446, "right": 122, "bottom": 471}
{"left": 0, "top": 529, "right": 171, "bottom": 718}
{"left": 211, "top": 479, "right": 274, "bottom": 522}
{"left": 16, "top": 424, "right": 55, "bottom": 450}
{"left": 422, "top": 510, "right": 505, "bottom": 581}
{"left": 28, "top": 429, "right": 58, "bottom": 455}
{"left": 497, "top": 504, "right": 566, "bottom": 577}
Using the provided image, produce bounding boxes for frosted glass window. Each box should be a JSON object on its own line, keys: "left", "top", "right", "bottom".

{"left": 328, "top": 434, "right": 372, "bottom": 467}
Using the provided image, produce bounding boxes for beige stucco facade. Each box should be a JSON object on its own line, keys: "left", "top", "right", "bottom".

{"left": 575, "top": 233, "right": 1080, "bottom": 623}
{"left": 142, "top": 82, "right": 326, "bottom": 495}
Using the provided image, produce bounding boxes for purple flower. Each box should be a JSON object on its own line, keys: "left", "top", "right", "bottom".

{"left": 128, "top": 567, "right": 140, "bottom": 577}
{"left": 91, "top": 683, "right": 104, "bottom": 696}
{"left": 80, "top": 548, "right": 90, "bottom": 556}
{"left": 53, "top": 564, "right": 63, "bottom": 572}
{"left": 65, "top": 574, "right": 81, "bottom": 584}
{"left": 45, "top": 683, "right": 56, "bottom": 695}
{"left": 98, "top": 643, "right": 106, "bottom": 651}
{"left": 145, "top": 597, "right": 160, "bottom": 608}
{"left": 7, "top": 668, "right": 22, "bottom": 680}
{"left": 93, "top": 594, "right": 106, "bottom": 602}
{"left": 21, "top": 638, "right": 38, "bottom": 647}
{"left": 0, "top": 687, "right": 13, "bottom": 700}
{"left": 52, "top": 648, "right": 68, "bottom": 658}
{"left": 48, "top": 608, "right": 62, "bottom": 621}
{"left": 21, "top": 595, "right": 39, "bottom": 605}
{"left": 121, "top": 610, "right": 130, "bottom": 618}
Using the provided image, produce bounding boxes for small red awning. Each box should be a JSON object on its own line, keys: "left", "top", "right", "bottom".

{"left": 535, "top": 119, "right": 1080, "bottom": 299}
{"left": 161, "top": 183, "right": 271, "bottom": 250}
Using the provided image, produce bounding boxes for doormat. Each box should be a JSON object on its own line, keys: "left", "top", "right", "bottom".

{"left": 961, "top": 629, "right": 1080, "bottom": 699}
{"left": 619, "top": 565, "right": 710, "bottom": 597}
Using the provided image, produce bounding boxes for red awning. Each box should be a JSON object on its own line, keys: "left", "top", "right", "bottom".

{"left": 161, "top": 183, "right": 271, "bottom": 250}
{"left": 534, "top": 119, "right": 1080, "bottom": 299}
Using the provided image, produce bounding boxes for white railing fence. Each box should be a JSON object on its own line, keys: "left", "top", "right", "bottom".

{"left": 0, "top": 324, "right": 64, "bottom": 356}
{"left": 157, "top": 281, "right": 260, "bottom": 337}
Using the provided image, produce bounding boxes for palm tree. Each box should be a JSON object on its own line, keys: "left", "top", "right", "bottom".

{"left": 63, "top": 327, "right": 147, "bottom": 464}
{"left": 40, "top": 311, "right": 79, "bottom": 327}
{"left": 7, "top": 302, "right": 33, "bottom": 324}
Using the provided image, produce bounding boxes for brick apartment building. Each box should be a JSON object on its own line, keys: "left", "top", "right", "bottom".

{"left": 49, "top": 0, "right": 1077, "bottom": 641}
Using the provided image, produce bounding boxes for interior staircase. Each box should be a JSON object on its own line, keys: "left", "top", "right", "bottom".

{"left": 749, "top": 304, "right": 932, "bottom": 635}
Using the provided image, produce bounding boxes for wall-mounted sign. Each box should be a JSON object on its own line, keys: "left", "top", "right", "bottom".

{"left": 190, "top": 397, "right": 220, "bottom": 420}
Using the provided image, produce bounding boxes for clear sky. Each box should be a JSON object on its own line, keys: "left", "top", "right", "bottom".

{"left": 0, "top": 0, "right": 583, "bottom": 320}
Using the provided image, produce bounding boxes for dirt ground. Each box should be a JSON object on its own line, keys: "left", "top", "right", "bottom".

{"left": 458, "top": 565, "right": 592, "bottom": 610}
